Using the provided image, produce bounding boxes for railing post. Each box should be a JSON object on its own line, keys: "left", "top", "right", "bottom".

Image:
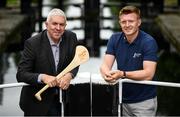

{"left": 118, "top": 80, "right": 123, "bottom": 117}
{"left": 90, "top": 73, "right": 92, "bottom": 116}
{"left": 59, "top": 89, "right": 64, "bottom": 117}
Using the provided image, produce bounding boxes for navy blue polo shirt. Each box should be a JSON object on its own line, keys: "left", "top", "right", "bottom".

{"left": 106, "top": 30, "right": 158, "bottom": 103}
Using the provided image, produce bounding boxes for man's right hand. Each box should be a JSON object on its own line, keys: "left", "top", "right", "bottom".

{"left": 41, "top": 74, "right": 57, "bottom": 87}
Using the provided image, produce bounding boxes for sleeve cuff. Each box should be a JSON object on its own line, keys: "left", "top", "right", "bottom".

{"left": 38, "top": 74, "right": 43, "bottom": 83}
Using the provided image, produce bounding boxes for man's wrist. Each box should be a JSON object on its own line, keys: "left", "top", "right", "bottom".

{"left": 122, "top": 71, "right": 126, "bottom": 78}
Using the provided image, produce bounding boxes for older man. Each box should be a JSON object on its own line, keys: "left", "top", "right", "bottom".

{"left": 16, "top": 8, "right": 79, "bottom": 116}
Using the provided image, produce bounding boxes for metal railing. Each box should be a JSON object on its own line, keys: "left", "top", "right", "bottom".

{"left": 1, "top": 72, "right": 180, "bottom": 117}
{"left": 118, "top": 79, "right": 180, "bottom": 117}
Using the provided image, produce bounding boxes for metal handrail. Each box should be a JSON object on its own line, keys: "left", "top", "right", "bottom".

{"left": 118, "top": 79, "right": 180, "bottom": 117}
{"left": 1, "top": 73, "right": 180, "bottom": 117}
{"left": 0, "top": 72, "right": 91, "bottom": 117}
{"left": 0, "top": 82, "right": 28, "bottom": 89}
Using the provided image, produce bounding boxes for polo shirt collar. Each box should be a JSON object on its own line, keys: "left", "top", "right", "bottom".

{"left": 133, "top": 30, "right": 141, "bottom": 45}
{"left": 122, "top": 33, "right": 128, "bottom": 44}
{"left": 122, "top": 30, "right": 141, "bottom": 45}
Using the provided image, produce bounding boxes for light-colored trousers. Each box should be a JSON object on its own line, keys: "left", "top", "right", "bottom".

{"left": 122, "top": 97, "right": 157, "bottom": 117}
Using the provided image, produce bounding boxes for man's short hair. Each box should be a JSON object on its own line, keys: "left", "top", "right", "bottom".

{"left": 46, "top": 8, "right": 66, "bottom": 22}
{"left": 119, "top": 6, "right": 141, "bottom": 18}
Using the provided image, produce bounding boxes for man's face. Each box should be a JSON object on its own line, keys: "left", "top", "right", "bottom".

{"left": 45, "top": 15, "right": 66, "bottom": 43}
{"left": 119, "top": 13, "right": 141, "bottom": 37}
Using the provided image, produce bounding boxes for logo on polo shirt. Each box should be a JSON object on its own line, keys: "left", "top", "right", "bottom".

{"left": 133, "top": 53, "right": 142, "bottom": 58}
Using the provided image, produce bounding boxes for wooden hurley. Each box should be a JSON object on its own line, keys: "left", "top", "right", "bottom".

{"left": 35, "top": 45, "right": 89, "bottom": 101}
